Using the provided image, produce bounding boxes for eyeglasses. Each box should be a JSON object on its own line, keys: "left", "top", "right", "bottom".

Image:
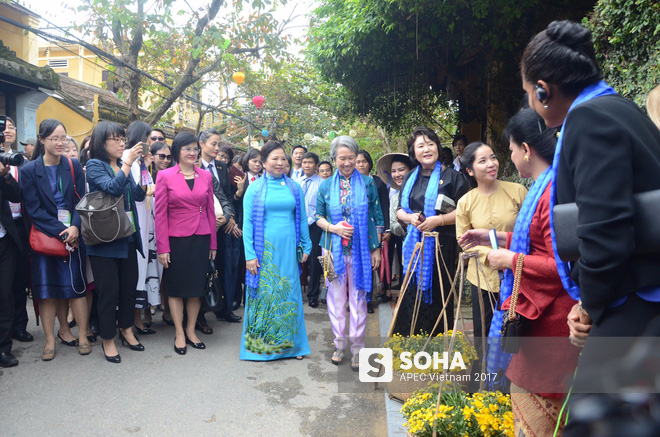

{"left": 181, "top": 146, "right": 201, "bottom": 154}
{"left": 108, "top": 137, "right": 127, "bottom": 144}
{"left": 45, "top": 136, "right": 71, "bottom": 145}
{"left": 151, "top": 136, "right": 165, "bottom": 141}
{"left": 157, "top": 154, "right": 172, "bottom": 160}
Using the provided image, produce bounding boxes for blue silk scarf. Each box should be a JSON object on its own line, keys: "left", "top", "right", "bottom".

{"left": 245, "top": 173, "right": 302, "bottom": 297}
{"left": 485, "top": 167, "right": 553, "bottom": 390}
{"left": 549, "top": 80, "right": 617, "bottom": 301}
{"left": 400, "top": 162, "right": 443, "bottom": 303}
{"left": 328, "top": 169, "right": 372, "bottom": 301}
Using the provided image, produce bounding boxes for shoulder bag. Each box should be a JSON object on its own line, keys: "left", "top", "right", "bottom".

{"left": 500, "top": 254, "right": 525, "bottom": 354}
{"left": 317, "top": 224, "right": 337, "bottom": 282}
{"left": 76, "top": 187, "right": 135, "bottom": 246}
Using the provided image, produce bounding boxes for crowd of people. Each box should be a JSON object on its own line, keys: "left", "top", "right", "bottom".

{"left": 1, "top": 19, "right": 660, "bottom": 436}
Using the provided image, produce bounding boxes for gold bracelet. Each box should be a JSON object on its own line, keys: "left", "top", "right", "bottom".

{"left": 440, "top": 215, "right": 445, "bottom": 227}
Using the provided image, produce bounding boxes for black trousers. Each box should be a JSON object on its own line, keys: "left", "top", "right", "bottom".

{"left": 469, "top": 284, "right": 495, "bottom": 390}
{"left": 0, "top": 236, "right": 17, "bottom": 354}
{"left": 89, "top": 243, "right": 138, "bottom": 340}
{"left": 12, "top": 218, "right": 29, "bottom": 333}
{"left": 564, "top": 294, "right": 660, "bottom": 436}
{"left": 306, "top": 224, "right": 322, "bottom": 299}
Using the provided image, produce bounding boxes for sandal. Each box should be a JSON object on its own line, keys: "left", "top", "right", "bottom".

{"left": 351, "top": 354, "right": 360, "bottom": 372}
{"left": 331, "top": 349, "right": 344, "bottom": 365}
{"left": 42, "top": 347, "right": 55, "bottom": 361}
{"left": 78, "top": 343, "right": 92, "bottom": 355}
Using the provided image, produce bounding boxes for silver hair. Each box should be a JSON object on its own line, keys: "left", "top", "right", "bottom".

{"left": 329, "top": 135, "right": 359, "bottom": 160}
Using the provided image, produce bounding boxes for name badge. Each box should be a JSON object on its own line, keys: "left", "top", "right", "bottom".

{"left": 9, "top": 202, "right": 21, "bottom": 215}
{"left": 126, "top": 210, "right": 136, "bottom": 231}
{"left": 58, "top": 209, "right": 71, "bottom": 227}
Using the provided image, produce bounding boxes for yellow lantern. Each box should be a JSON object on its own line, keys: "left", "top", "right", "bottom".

{"left": 304, "top": 133, "right": 312, "bottom": 141}
{"left": 232, "top": 72, "right": 245, "bottom": 86}
{"left": 349, "top": 129, "right": 357, "bottom": 137}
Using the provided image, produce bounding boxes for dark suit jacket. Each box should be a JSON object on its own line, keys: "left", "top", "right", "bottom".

{"left": 20, "top": 157, "right": 84, "bottom": 240}
{"left": 557, "top": 94, "right": 660, "bottom": 323}
{"left": 0, "top": 172, "right": 22, "bottom": 250}
{"left": 201, "top": 160, "right": 234, "bottom": 221}
{"left": 85, "top": 159, "right": 146, "bottom": 258}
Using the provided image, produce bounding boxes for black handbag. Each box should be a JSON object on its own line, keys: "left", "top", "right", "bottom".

{"left": 500, "top": 254, "right": 525, "bottom": 354}
{"left": 553, "top": 189, "right": 660, "bottom": 262}
{"left": 205, "top": 259, "right": 225, "bottom": 310}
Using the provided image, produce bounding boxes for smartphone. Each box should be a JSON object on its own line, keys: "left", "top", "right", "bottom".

{"left": 140, "top": 142, "right": 149, "bottom": 155}
{"left": 488, "top": 228, "right": 505, "bottom": 281}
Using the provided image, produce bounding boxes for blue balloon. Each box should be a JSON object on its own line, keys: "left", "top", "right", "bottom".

{"left": 261, "top": 129, "right": 269, "bottom": 137}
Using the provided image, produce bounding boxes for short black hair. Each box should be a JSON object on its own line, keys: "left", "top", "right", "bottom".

{"left": 198, "top": 128, "right": 221, "bottom": 144}
{"left": 260, "top": 140, "right": 285, "bottom": 163}
{"left": 452, "top": 134, "right": 468, "bottom": 148}
{"left": 151, "top": 128, "right": 166, "bottom": 138}
{"left": 522, "top": 20, "right": 602, "bottom": 96}
{"left": 406, "top": 126, "right": 441, "bottom": 165}
{"left": 171, "top": 132, "right": 198, "bottom": 163}
{"left": 126, "top": 121, "right": 152, "bottom": 149}
{"left": 219, "top": 144, "right": 234, "bottom": 162}
{"left": 241, "top": 148, "right": 261, "bottom": 173}
{"left": 504, "top": 108, "right": 557, "bottom": 165}
{"left": 357, "top": 150, "right": 373, "bottom": 172}
{"left": 285, "top": 154, "right": 293, "bottom": 177}
{"left": 301, "top": 151, "right": 319, "bottom": 165}
{"left": 318, "top": 160, "right": 333, "bottom": 171}
{"left": 460, "top": 142, "right": 493, "bottom": 189}
{"left": 89, "top": 121, "right": 124, "bottom": 162}
{"left": 150, "top": 141, "right": 169, "bottom": 156}
{"left": 439, "top": 147, "right": 454, "bottom": 166}
{"left": 32, "top": 118, "right": 66, "bottom": 160}
{"left": 291, "top": 144, "right": 307, "bottom": 154}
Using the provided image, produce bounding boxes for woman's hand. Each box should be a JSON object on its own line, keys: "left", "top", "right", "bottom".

{"left": 209, "top": 250, "right": 217, "bottom": 260}
{"left": 0, "top": 162, "right": 9, "bottom": 177}
{"left": 246, "top": 258, "right": 260, "bottom": 275}
{"left": 416, "top": 215, "right": 443, "bottom": 232}
{"left": 235, "top": 174, "right": 246, "bottom": 194}
{"left": 371, "top": 248, "right": 381, "bottom": 270}
{"left": 567, "top": 303, "right": 592, "bottom": 348}
{"left": 458, "top": 229, "right": 491, "bottom": 250}
{"left": 231, "top": 226, "right": 243, "bottom": 238}
{"left": 332, "top": 221, "right": 354, "bottom": 239}
{"left": 301, "top": 253, "right": 309, "bottom": 263}
{"left": 216, "top": 215, "right": 227, "bottom": 227}
{"left": 382, "top": 232, "right": 391, "bottom": 243}
{"left": 224, "top": 217, "right": 236, "bottom": 234}
{"left": 142, "top": 152, "right": 153, "bottom": 168}
{"left": 60, "top": 226, "right": 79, "bottom": 247}
{"left": 487, "top": 249, "right": 515, "bottom": 271}
{"left": 125, "top": 145, "right": 142, "bottom": 166}
{"left": 158, "top": 253, "right": 170, "bottom": 268}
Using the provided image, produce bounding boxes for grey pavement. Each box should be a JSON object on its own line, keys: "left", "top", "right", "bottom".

{"left": 0, "top": 302, "right": 389, "bottom": 436}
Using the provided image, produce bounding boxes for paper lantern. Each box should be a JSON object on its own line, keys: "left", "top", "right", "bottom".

{"left": 261, "top": 129, "right": 269, "bottom": 137}
{"left": 304, "top": 133, "right": 312, "bottom": 141}
{"left": 328, "top": 131, "right": 336, "bottom": 139}
{"left": 232, "top": 72, "right": 245, "bottom": 86}
{"left": 252, "top": 95, "right": 265, "bottom": 109}
{"left": 349, "top": 129, "right": 357, "bottom": 137}
{"left": 283, "top": 133, "right": 289, "bottom": 140}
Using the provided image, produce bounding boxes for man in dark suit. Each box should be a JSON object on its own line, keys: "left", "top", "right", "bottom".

{"left": 0, "top": 159, "right": 22, "bottom": 367}
{"left": 198, "top": 130, "right": 241, "bottom": 324}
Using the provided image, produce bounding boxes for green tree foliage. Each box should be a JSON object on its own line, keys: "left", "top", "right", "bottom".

{"left": 585, "top": 0, "right": 660, "bottom": 108}
{"left": 307, "top": 0, "right": 595, "bottom": 144}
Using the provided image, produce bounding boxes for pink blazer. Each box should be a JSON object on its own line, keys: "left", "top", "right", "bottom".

{"left": 155, "top": 164, "right": 217, "bottom": 253}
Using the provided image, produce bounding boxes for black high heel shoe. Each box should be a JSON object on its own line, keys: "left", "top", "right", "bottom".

{"left": 101, "top": 343, "right": 121, "bottom": 364}
{"left": 185, "top": 335, "right": 206, "bottom": 350}
{"left": 118, "top": 332, "right": 145, "bottom": 351}
{"left": 87, "top": 334, "right": 97, "bottom": 343}
{"left": 57, "top": 331, "right": 78, "bottom": 347}
{"left": 174, "top": 341, "right": 187, "bottom": 355}
{"left": 135, "top": 326, "right": 157, "bottom": 335}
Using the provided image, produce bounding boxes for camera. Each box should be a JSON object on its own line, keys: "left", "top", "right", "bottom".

{"left": 0, "top": 115, "right": 25, "bottom": 166}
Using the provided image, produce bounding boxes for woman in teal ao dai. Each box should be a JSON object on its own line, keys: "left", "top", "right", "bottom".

{"left": 240, "top": 141, "right": 312, "bottom": 360}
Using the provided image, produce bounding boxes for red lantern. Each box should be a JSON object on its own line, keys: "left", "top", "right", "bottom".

{"left": 252, "top": 96, "right": 265, "bottom": 109}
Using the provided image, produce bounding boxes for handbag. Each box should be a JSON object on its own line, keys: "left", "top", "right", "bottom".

{"left": 553, "top": 189, "right": 660, "bottom": 262}
{"left": 205, "top": 259, "right": 225, "bottom": 310}
{"left": 500, "top": 254, "right": 525, "bottom": 354}
{"left": 76, "top": 190, "right": 135, "bottom": 246}
{"left": 317, "top": 225, "right": 337, "bottom": 282}
{"left": 29, "top": 158, "right": 80, "bottom": 257}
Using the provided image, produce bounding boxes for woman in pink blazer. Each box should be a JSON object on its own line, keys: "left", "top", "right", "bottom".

{"left": 155, "top": 132, "right": 217, "bottom": 355}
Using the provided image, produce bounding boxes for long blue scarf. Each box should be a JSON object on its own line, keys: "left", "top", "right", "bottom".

{"left": 485, "top": 167, "right": 553, "bottom": 390}
{"left": 549, "top": 80, "right": 617, "bottom": 301}
{"left": 328, "top": 169, "right": 372, "bottom": 301}
{"left": 400, "top": 162, "right": 443, "bottom": 303}
{"left": 245, "top": 173, "right": 302, "bottom": 297}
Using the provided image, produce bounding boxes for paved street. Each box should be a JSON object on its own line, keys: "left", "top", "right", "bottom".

{"left": 0, "top": 303, "right": 388, "bottom": 436}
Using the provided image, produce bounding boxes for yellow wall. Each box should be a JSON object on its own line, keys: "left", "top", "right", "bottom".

{"left": 36, "top": 97, "right": 93, "bottom": 146}
{"left": 0, "top": 3, "right": 39, "bottom": 64}
{"left": 38, "top": 44, "right": 107, "bottom": 87}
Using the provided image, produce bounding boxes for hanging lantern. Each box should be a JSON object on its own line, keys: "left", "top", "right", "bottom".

{"left": 261, "top": 129, "right": 269, "bottom": 137}
{"left": 232, "top": 72, "right": 245, "bottom": 86}
{"left": 328, "top": 131, "right": 336, "bottom": 139}
{"left": 252, "top": 96, "right": 265, "bottom": 109}
{"left": 304, "top": 133, "right": 312, "bottom": 141}
{"left": 283, "top": 133, "right": 289, "bottom": 140}
{"left": 349, "top": 129, "right": 357, "bottom": 137}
